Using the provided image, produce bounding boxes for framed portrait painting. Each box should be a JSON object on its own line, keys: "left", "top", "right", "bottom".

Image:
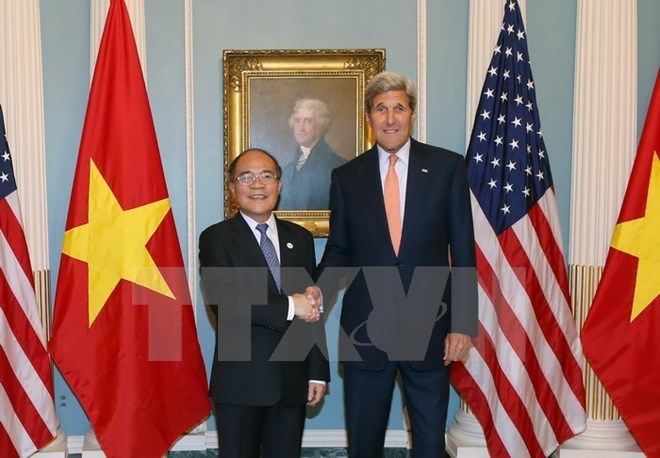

{"left": 223, "top": 49, "right": 386, "bottom": 237}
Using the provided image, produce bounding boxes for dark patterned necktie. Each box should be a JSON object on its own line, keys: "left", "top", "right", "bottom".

{"left": 256, "top": 223, "right": 281, "bottom": 291}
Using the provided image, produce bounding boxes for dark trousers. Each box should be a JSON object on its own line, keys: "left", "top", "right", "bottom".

{"left": 215, "top": 402, "right": 305, "bottom": 458}
{"left": 344, "top": 362, "right": 450, "bottom": 458}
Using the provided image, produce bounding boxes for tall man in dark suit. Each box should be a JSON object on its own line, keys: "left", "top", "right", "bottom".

{"left": 199, "top": 148, "right": 330, "bottom": 457}
{"left": 279, "top": 99, "right": 347, "bottom": 210}
{"left": 319, "top": 72, "right": 478, "bottom": 457}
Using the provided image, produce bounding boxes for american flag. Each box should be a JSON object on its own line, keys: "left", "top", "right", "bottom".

{"left": 0, "top": 106, "right": 57, "bottom": 457}
{"left": 450, "top": 1, "right": 587, "bottom": 456}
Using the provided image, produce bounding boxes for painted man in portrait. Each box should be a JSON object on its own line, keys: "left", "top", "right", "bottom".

{"left": 278, "top": 98, "right": 347, "bottom": 210}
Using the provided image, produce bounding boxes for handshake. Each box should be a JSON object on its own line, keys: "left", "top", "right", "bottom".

{"left": 292, "top": 286, "right": 323, "bottom": 323}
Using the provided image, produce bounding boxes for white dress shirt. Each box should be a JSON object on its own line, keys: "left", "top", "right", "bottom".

{"left": 241, "top": 212, "right": 325, "bottom": 386}
{"left": 240, "top": 213, "right": 295, "bottom": 320}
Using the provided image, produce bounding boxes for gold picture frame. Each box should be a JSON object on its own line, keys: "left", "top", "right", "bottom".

{"left": 223, "top": 49, "right": 386, "bottom": 237}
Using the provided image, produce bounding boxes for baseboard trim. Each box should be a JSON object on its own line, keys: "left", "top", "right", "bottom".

{"left": 64, "top": 429, "right": 410, "bottom": 454}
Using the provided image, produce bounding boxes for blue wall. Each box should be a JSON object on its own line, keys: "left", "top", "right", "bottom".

{"left": 40, "top": 0, "right": 660, "bottom": 437}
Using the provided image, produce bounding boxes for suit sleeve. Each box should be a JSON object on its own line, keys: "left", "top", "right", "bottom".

{"left": 303, "top": 234, "right": 331, "bottom": 382}
{"left": 448, "top": 158, "right": 479, "bottom": 337}
{"left": 199, "top": 228, "right": 290, "bottom": 334}
{"left": 319, "top": 169, "right": 352, "bottom": 270}
{"left": 315, "top": 168, "right": 355, "bottom": 312}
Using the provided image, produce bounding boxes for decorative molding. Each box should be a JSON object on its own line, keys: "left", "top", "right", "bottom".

{"left": 65, "top": 430, "right": 410, "bottom": 454}
{"left": 33, "top": 429, "right": 68, "bottom": 457}
{"left": 568, "top": 0, "right": 637, "bottom": 266}
{"left": 0, "top": 0, "right": 50, "bottom": 272}
{"left": 446, "top": 410, "right": 488, "bottom": 456}
{"left": 568, "top": 265, "right": 618, "bottom": 420}
{"left": 34, "top": 269, "right": 51, "bottom": 338}
{"left": 563, "top": 264, "right": 642, "bottom": 452}
{"left": 417, "top": 0, "right": 427, "bottom": 141}
{"left": 184, "top": 0, "right": 197, "bottom": 315}
{"left": 183, "top": 0, "right": 206, "bottom": 435}
{"left": 560, "top": 420, "right": 643, "bottom": 455}
{"left": 568, "top": 0, "right": 637, "bottom": 425}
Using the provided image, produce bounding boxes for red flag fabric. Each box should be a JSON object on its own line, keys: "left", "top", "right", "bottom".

{"left": 581, "top": 68, "right": 660, "bottom": 457}
{"left": 49, "top": 1, "right": 210, "bottom": 456}
{"left": 0, "top": 106, "right": 57, "bottom": 457}
{"left": 451, "top": 2, "right": 586, "bottom": 456}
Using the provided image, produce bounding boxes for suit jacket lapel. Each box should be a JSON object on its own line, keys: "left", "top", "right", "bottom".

{"left": 230, "top": 214, "right": 279, "bottom": 292}
{"left": 401, "top": 141, "right": 431, "bottom": 252}
{"left": 275, "top": 217, "right": 295, "bottom": 268}
{"left": 230, "top": 215, "right": 265, "bottom": 264}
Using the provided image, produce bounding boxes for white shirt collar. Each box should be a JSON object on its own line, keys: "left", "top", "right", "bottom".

{"left": 377, "top": 138, "right": 411, "bottom": 167}
{"left": 241, "top": 212, "right": 280, "bottom": 260}
{"left": 241, "top": 212, "right": 278, "bottom": 239}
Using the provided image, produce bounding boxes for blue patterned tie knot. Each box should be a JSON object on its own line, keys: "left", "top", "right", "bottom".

{"left": 256, "top": 223, "right": 281, "bottom": 291}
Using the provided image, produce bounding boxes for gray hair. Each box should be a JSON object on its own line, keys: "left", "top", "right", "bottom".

{"left": 365, "top": 71, "right": 417, "bottom": 113}
{"left": 288, "top": 98, "right": 331, "bottom": 132}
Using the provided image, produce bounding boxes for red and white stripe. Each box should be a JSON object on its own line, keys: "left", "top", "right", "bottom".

{"left": 452, "top": 191, "right": 586, "bottom": 458}
{"left": 0, "top": 190, "right": 57, "bottom": 458}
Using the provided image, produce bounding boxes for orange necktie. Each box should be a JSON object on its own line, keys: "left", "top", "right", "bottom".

{"left": 384, "top": 154, "right": 402, "bottom": 254}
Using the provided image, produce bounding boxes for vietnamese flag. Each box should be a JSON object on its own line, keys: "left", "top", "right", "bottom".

{"left": 581, "top": 67, "right": 660, "bottom": 458}
{"left": 49, "top": 0, "right": 210, "bottom": 456}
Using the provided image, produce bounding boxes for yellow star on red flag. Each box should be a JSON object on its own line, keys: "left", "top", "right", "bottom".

{"left": 610, "top": 151, "right": 660, "bottom": 321}
{"left": 62, "top": 159, "right": 174, "bottom": 326}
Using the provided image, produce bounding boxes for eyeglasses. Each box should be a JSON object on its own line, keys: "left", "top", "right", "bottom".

{"left": 234, "top": 172, "right": 279, "bottom": 185}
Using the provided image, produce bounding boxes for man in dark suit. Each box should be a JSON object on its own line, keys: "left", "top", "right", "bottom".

{"left": 319, "top": 72, "right": 478, "bottom": 457}
{"left": 278, "top": 98, "right": 347, "bottom": 210}
{"left": 199, "top": 148, "right": 330, "bottom": 457}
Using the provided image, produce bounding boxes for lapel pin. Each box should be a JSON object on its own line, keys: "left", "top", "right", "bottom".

{"left": 421, "top": 168, "right": 428, "bottom": 173}
{"left": 286, "top": 242, "right": 294, "bottom": 249}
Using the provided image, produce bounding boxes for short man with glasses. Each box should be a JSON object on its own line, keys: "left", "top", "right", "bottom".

{"left": 199, "top": 148, "right": 329, "bottom": 457}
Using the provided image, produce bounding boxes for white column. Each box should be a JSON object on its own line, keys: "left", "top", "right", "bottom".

{"left": 447, "top": 1, "right": 525, "bottom": 454}
{"left": 0, "top": 0, "right": 52, "bottom": 319}
{"left": 562, "top": 0, "right": 641, "bottom": 455}
{"left": 417, "top": 0, "right": 427, "bottom": 142}
{"left": 184, "top": 0, "right": 198, "bottom": 317}
{"left": 0, "top": 0, "right": 64, "bottom": 455}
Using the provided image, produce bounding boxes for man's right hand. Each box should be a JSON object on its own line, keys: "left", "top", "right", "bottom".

{"left": 292, "top": 289, "right": 321, "bottom": 322}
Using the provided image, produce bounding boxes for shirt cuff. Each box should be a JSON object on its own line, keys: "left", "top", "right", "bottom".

{"left": 313, "top": 285, "right": 324, "bottom": 314}
{"left": 287, "top": 296, "right": 295, "bottom": 321}
{"left": 308, "top": 380, "right": 326, "bottom": 385}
